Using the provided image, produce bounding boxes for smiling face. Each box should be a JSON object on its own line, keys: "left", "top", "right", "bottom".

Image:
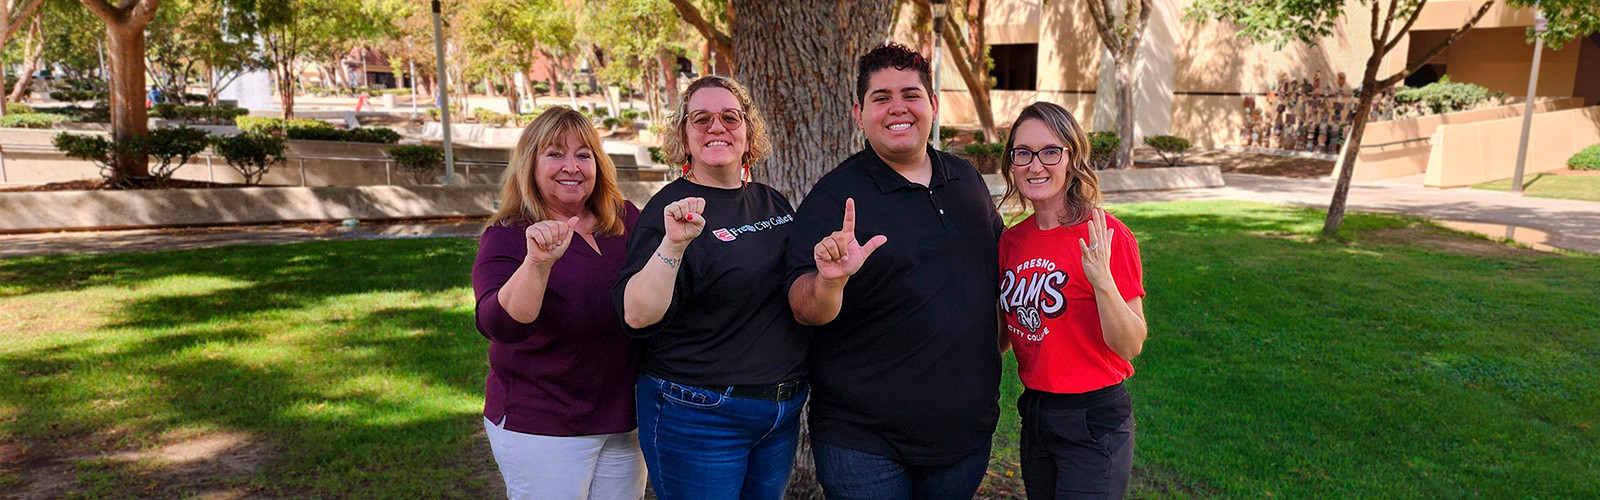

{"left": 853, "top": 67, "right": 937, "bottom": 158}
{"left": 1010, "top": 118, "right": 1070, "bottom": 206}
{"left": 684, "top": 87, "right": 748, "bottom": 170}
{"left": 534, "top": 131, "right": 596, "bottom": 215}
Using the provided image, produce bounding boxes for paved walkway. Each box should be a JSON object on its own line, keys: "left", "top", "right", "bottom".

{"left": 1107, "top": 174, "right": 1600, "bottom": 254}
{"left": 3, "top": 174, "right": 1597, "bottom": 258}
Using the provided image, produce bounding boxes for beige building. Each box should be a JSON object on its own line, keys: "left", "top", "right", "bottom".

{"left": 908, "top": 0, "right": 1600, "bottom": 148}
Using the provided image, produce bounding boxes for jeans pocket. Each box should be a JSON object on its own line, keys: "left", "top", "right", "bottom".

{"left": 659, "top": 380, "right": 725, "bottom": 409}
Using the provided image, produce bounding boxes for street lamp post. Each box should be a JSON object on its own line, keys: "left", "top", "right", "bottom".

{"left": 1511, "top": 8, "right": 1547, "bottom": 195}
{"left": 929, "top": 0, "right": 949, "bottom": 149}
{"left": 432, "top": 0, "right": 463, "bottom": 185}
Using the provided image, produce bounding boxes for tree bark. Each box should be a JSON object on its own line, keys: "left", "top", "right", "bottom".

{"left": 1113, "top": 52, "right": 1134, "bottom": 169}
{"left": 731, "top": 0, "right": 894, "bottom": 201}
{"left": 106, "top": 21, "right": 151, "bottom": 179}
{"left": 6, "top": 15, "right": 41, "bottom": 105}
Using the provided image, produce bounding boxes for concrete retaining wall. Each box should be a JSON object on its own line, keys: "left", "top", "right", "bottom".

{"left": 3, "top": 165, "right": 1218, "bottom": 234}
{"left": 1424, "top": 105, "right": 1600, "bottom": 187}
{"left": 1336, "top": 98, "right": 1585, "bottom": 181}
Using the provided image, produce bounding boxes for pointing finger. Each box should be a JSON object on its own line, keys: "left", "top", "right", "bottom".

{"left": 842, "top": 198, "right": 856, "bottom": 234}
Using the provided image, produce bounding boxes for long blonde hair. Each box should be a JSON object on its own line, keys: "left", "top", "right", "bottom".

{"left": 658, "top": 75, "right": 771, "bottom": 168}
{"left": 486, "top": 107, "right": 626, "bottom": 236}
{"left": 1001, "top": 101, "right": 1103, "bottom": 226}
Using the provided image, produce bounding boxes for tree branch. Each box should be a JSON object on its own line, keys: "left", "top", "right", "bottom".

{"left": 78, "top": 0, "right": 123, "bottom": 22}
{"left": 1378, "top": 0, "right": 1401, "bottom": 47}
{"left": 666, "top": 0, "right": 732, "bottom": 63}
{"left": 1375, "top": 0, "right": 1493, "bottom": 89}
{"left": 129, "top": 0, "right": 160, "bottom": 25}
{"left": 1368, "top": 0, "right": 1380, "bottom": 45}
{"left": 1382, "top": 0, "right": 1428, "bottom": 55}
{"left": 1084, "top": 0, "right": 1120, "bottom": 52}
{"left": 0, "top": 0, "right": 45, "bottom": 46}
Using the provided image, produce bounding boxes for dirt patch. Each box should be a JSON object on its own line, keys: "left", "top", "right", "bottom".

{"left": 1133, "top": 148, "right": 1334, "bottom": 179}
{"left": 0, "top": 179, "right": 269, "bottom": 193}
{"left": 1364, "top": 226, "right": 1547, "bottom": 257}
{"left": 4, "top": 430, "right": 276, "bottom": 500}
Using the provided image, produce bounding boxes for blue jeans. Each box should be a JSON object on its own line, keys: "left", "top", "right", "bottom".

{"left": 636, "top": 374, "right": 808, "bottom": 500}
{"left": 812, "top": 441, "right": 993, "bottom": 500}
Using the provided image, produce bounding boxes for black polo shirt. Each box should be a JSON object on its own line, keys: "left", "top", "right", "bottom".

{"left": 785, "top": 144, "right": 1005, "bottom": 465}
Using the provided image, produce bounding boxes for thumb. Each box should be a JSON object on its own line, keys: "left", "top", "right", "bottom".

{"left": 859, "top": 234, "right": 888, "bottom": 257}
{"left": 566, "top": 216, "right": 580, "bottom": 228}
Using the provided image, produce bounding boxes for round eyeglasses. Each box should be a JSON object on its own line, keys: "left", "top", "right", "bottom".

{"left": 688, "top": 109, "right": 746, "bottom": 133}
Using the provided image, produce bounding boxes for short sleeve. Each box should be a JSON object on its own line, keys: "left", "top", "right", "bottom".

{"left": 1108, "top": 216, "right": 1145, "bottom": 302}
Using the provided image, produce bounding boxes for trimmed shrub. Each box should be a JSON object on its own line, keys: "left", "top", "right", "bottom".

{"left": 213, "top": 132, "right": 286, "bottom": 185}
{"left": 0, "top": 113, "right": 71, "bottom": 129}
{"left": 961, "top": 142, "right": 1006, "bottom": 173}
{"left": 48, "top": 90, "right": 107, "bottom": 103}
{"left": 1143, "top": 135, "right": 1193, "bottom": 166}
{"left": 1568, "top": 144, "right": 1600, "bottom": 171}
{"left": 940, "top": 126, "right": 958, "bottom": 142}
{"left": 52, "top": 132, "right": 145, "bottom": 184}
{"left": 236, "top": 116, "right": 337, "bottom": 136}
{"left": 388, "top": 144, "right": 444, "bottom": 184}
{"left": 648, "top": 146, "right": 665, "bottom": 164}
{"left": 621, "top": 109, "right": 641, "bottom": 122}
{"left": 379, "top": 88, "right": 413, "bottom": 96}
{"left": 1394, "top": 75, "right": 1505, "bottom": 115}
{"left": 1088, "top": 131, "right": 1120, "bottom": 170}
{"left": 426, "top": 107, "right": 442, "bottom": 121}
{"left": 472, "top": 108, "right": 512, "bottom": 127}
{"left": 145, "top": 126, "right": 212, "bottom": 180}
{"left": 602, "top": 117, "right": 620, "bottom": 130}
{"left": 593, "top": 107, "right": 610, "bottom": 119}
{"left": 6, "top": 102, "right": 34, "bottom": 114}
{"left": 285, "top": 126, "right": 402, "bottom": 144}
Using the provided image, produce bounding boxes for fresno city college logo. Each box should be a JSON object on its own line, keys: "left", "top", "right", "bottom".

{"left": 710, "top": 214, "right": 793, "bottom": 242}
{"left": 1000, "top": 257, "right": 1069, "bottom": 342}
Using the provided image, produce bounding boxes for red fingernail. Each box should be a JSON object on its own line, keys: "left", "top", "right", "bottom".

{"left": 686, "top": 213, "right": 695, "bottom": 221}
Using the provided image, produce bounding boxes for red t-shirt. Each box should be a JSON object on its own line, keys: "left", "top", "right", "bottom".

{"left": 999, "top": 212, "right": 1145, "bottom": 394}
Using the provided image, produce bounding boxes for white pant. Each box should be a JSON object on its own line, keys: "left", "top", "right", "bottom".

{"left": 483, "top": 416, "right": 646, "bottom": 500}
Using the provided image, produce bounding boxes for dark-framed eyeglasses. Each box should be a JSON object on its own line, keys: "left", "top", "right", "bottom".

{"left": 688, "top": 109, "right": 746, "bottom": 133}
{"left": 1009, "top": 146, "right": 1066, "bottom": 166}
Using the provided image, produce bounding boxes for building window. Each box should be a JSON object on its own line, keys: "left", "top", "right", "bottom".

{"left": 990, "top": 44, "right": 1037, "bottom": 91}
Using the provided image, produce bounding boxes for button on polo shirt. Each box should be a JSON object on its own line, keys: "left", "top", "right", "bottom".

{"left": 786, "top": 145, "right": 1005, "bottom": 465}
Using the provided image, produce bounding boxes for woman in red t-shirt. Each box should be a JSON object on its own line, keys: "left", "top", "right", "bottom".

{"left": 997, "top": 101, "right": 1149, "bottom": 499}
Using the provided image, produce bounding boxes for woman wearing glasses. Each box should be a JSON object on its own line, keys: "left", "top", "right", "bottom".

{"left": 997, "top": 102, "right": 1149, "bottom": 499}
{"left": 614, "top": 75, "right": 808, "bottom": 500}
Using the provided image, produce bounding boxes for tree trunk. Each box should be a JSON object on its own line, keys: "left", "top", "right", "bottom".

{"left": 1113, "top": 51, "right": 1134, "bottom": 169}
{"left": 504, "top": 74, "right": 520, "bottom": 116}
{"left": 731, "top": 0, "right": 895, "bottom": 201}
{"left": 106, "top": 22, "right": 150, "bottom": 179}
{"left": 1323, "top": 77, "right": 1380, "bottom": 238}
{"left": 660, "top": 51, "right": 680, "bottom": 105}
{"left": 5, "top": 16, "right": 42, "bottom": 105}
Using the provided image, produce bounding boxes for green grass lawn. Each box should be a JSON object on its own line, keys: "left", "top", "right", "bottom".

{"left": 3, "top": 200, "right": 1597, "bottom": 498}
{"left": 1472, "top": 173, "right": 1600, "bottom": 202}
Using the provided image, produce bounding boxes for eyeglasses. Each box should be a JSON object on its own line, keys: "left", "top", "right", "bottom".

{"left": 1010, "top": 146, "right": 1066, "bottom": 166}
{"left": 688, "top": 109, "right": 746, "bottom": 133}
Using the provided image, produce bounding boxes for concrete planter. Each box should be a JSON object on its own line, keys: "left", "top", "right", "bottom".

{"left": 981, "top": 165, "right": 1224, "bottom": 197}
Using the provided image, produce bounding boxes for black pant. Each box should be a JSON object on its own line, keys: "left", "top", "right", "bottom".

{"left": 1018, "top": 383, "right": 1136, "bottom": 500}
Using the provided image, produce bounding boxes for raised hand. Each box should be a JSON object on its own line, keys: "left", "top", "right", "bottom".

{"left": 663, "top": 197, "right": 707, "bottom": 247}
{"left": 526, "top": 216, "right": 580, "bottom": 266}
{"left": 1078, "top": 208, "right": 1115, "bottom": 291}
{"left": 814, "top": 198, "right": 888, "bottom": 282}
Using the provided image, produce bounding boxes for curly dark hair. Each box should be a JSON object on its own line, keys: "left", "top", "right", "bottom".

{"left": 855, "top": 42, "right": 932, "bottom": 103}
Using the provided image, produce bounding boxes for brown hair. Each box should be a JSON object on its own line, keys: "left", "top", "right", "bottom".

{"left": 485, "top": 107, "right": 626, "bottom": 236}
{"left": 659, "top": 75, "right": 771, "bottom": 168}
{"left": 1001, "top": 101, "right": 1102, "bottom": 226}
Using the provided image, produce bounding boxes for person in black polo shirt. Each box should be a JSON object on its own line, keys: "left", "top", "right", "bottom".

{"left": 616, "top": 75, "right": 808, "bottom": 500}
{"left": 786, "top": 43, "right": 1006, "bottom": 500}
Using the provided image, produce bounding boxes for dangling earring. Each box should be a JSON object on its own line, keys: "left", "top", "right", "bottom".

{"left": 682, "top": 163, "right": 692, "bottom": 180}
{"left": 741, "top": 164, "right": 751, "bottom": 183}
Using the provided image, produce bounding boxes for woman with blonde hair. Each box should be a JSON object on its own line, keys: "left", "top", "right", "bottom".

{"left": 471, "top": 106, "right": 644, "bottom": 500}
{"left": 997, "top": 101, "right": 1149, "bottom": 499}
{"left": 613, "top": 75, "right": 807, "bottom": 500}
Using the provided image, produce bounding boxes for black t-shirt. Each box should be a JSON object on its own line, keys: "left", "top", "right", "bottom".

{"left": 785, "top": 145, "right": 1005, "bottom": 465}
{"left": 615, "top": 178, "right": 808, "bottom": 387}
